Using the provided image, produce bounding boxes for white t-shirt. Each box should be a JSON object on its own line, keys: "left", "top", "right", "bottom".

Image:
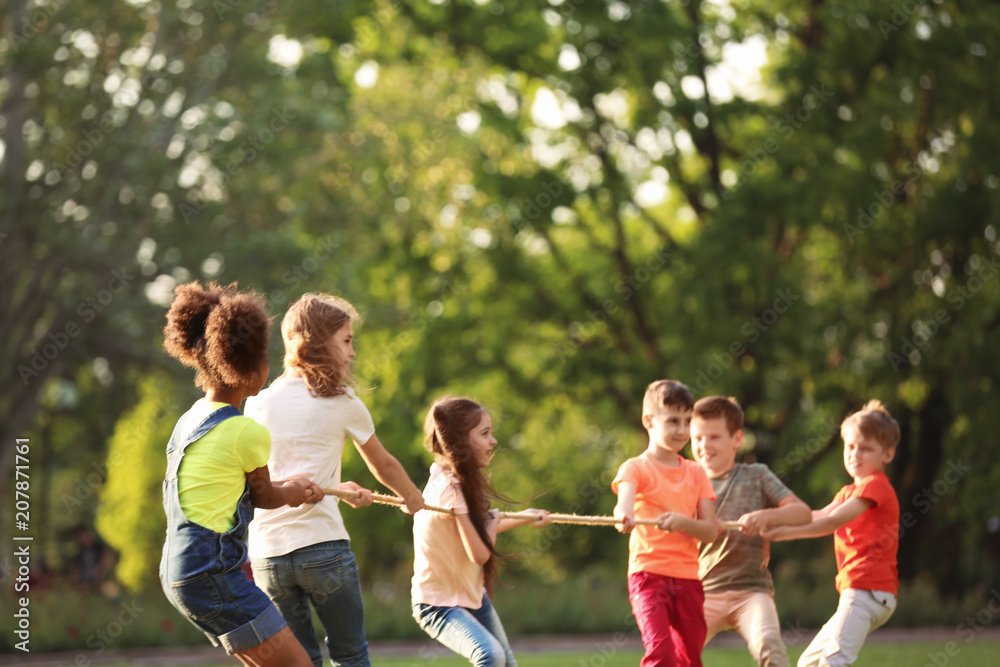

{"left": 411, "top": 463, "right": 485, "bottom": 609}
{"left": 245, "top": 376, "right": 376, "bottom": 558}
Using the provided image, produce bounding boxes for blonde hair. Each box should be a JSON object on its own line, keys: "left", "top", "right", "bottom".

{"left": 281, "top": 293, "right": 360, "bottom": 397}
{"left": 841, "top": 400, "right": 900, "bottom": 450}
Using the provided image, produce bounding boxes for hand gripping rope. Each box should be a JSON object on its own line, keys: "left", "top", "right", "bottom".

{"left": 323, "top": 487, "right": 743, "bottom": 530}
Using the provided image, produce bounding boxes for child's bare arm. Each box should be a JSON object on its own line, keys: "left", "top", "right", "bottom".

{"left": 764, "top": 497, "right": 872, "bottom": 541}
{"left": 247, "top": 467, "right": 324, "bottom": 509}
{"left": 355, "top": 434, "right": 426, "bottom": 514}
{"left": 498, "top": 509, "right": 551, "bottom": 532}
{"left": 456, "top": 509, "right": 498, "bottom": 565}
{"left": 738, "top": 495, "right": 812, "bottom": 536}
{"left": 613, "top": 481, "right": 637, "bottom": 533}
{"left": 658, "top": 498, "right": 719, "bottom": 543}
{"left": 810, "top": 498, "right": 840, "bottom": 521}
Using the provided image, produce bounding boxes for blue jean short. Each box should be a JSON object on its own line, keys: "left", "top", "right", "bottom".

{"left": 163, "top": 558, "right": 286, "bottom": 654}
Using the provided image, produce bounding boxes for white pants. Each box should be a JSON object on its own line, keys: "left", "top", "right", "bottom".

{"left": 797, "top": 589, "right": 896, "bottom": 666}
{"left": 704, "top": 589, "right": 789, "bottom": 667}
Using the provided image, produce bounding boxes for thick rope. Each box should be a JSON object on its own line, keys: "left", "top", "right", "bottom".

{"left": 325, "top": 488, "right": 457, "bottom": 516}
{"left": 323, "top": 487, "right": 742, "bottom": 530}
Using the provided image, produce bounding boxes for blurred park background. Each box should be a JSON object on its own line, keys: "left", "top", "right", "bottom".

{"left": 2, "top": 0, "right": 1000, "bottom": 655}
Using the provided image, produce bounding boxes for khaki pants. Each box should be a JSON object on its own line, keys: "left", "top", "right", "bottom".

{"left": 703, "top": 589, "right": 789, "bottom": 667}
{"left": 797, "top": 589, "right": 896, "bottom": 666}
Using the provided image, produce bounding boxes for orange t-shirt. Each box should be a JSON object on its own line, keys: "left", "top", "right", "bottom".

{"left": 833, "top": 471, "right": 899, "bottom": 595}
{"left": 612, "top": 453, "right": 715, "bottom": 580}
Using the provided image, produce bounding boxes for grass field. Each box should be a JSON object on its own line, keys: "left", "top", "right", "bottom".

{"left": 154, "top": 639, "right": 998, "bottom": 667}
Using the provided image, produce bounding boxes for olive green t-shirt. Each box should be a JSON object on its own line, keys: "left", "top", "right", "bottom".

{"left": 698, "top": 463, "right": 793, "bottom": 593}
{"left": 177, "top": 400, "right": 270, "bottom": 533}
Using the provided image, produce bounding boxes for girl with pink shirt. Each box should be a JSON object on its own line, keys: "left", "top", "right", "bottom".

{"left": 411, "top": 397, "right": 550, "bottom": 667}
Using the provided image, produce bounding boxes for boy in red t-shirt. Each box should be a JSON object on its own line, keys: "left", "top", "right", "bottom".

{"left": 613, "top": 380, "right": 719, "bottom": 667}
{"left": 765, "top": 400, "right": 900, "bottom": 666}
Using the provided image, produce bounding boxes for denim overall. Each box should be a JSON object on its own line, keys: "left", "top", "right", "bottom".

{"left": 159, "top": 404, "right": 285, "bottom": 654}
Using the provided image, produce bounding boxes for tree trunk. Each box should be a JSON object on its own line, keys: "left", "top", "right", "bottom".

{"left": 896, "top": 382, "right": 949, "bottom": 582}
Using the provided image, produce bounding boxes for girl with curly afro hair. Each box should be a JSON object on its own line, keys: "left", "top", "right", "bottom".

{"left": 159, "top": 281, "right": 323, "bottom": 666}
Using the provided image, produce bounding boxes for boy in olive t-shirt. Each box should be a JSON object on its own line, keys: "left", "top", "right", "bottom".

{"left": 692, "top": 396, "right": 811, "bottom": 667}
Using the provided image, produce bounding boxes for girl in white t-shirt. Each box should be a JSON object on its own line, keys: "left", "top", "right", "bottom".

{"left": 246, "top": 293, "right": 426, "bottom": 667}
{"left": 411, "top": 397, "right": 550, "bottom": 667}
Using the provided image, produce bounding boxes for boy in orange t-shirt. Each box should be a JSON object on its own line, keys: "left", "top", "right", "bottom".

{"left": 613, "top": 380, "right": 718, "bottom": 667}
{"left": 765, "top": 400, "right": 900, "bottom": 666}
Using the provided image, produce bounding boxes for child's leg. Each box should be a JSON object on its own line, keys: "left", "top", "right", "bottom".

{"left": 729, "top": 590, "right": 789, "bottom": 667}
{"left": 702, "top": 590, "right": 736, "bottom": 645}
{"left": 797, "top": 589, "right": 896, "bottom": 667}
{"left": 299, "top": 544, "right": 369, "bottom": 667}
{"left": 667, "top": 577, "right": 706, "bottom": 667}
{"left": 469, "top": 593, "right": 518, "bottom": 667}
{"left": 629, "top": 571, "right": 678, "bottom": 666}
{"left": 251, "top": 556, "right": 324, "bottom": 667}
{"left": 796, "top": 617, "right": 834, "bottom": 667}
{"left": 629, "top": 572, "right": 704, "bottom": 667}
{"left": 413, "top": 601, "right": 510, "bottom": 667}
{"left": 235, "top": 625, "right": 312, "bottom": 667}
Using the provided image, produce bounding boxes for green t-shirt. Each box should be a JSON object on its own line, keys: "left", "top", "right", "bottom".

{"left": 698, "top": 463, "right": 793, "bottom": 593}
{"left": 177, "top": 400, "right": 271, "bottom": 533}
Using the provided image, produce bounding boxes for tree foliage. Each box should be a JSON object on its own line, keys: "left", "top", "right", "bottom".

{"left": 3, "top": 0, "right": 999, "bottom": 613}
{"left": 94, "top": 373, "right": 180, "bottom": 592}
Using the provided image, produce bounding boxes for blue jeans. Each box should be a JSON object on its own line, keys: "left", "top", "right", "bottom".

{"left": 251, "top": 541, "right": 368, "bottom": 667}
{"left": 412, "top": 592, "right": 517, "bottom": 667}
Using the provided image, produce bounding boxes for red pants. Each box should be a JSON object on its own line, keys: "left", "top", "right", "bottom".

{"left": 628, "top": 571, "right": 706, "bottom": 667}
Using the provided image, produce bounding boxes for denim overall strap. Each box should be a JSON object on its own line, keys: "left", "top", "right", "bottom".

{"left": 164, "top": 404, "right": 243, "bottom": 484}
{"left": 161, "top": 404, "right": 247, "bottom": 584}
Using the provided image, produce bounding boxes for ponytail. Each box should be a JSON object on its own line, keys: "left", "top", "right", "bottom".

{"left": 163, "top": 281, "right": 270, "bottom": 390}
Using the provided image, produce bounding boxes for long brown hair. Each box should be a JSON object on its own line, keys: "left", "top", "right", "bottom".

{"left": 162, "top": 281, "right": 270, "bottom": 390}
{"left": 424, "top": 396, "right": 506, "bottom": 593}
{"left": 281, "top": 293, "right": 359, "bottom": 397}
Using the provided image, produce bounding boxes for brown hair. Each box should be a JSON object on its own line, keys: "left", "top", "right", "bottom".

{"left": 642, "top": 379, "right": 694, "bottom": 416}
{"left": 424, "top": 396, "right": 504, "bottom": 593}
{"left": 281, "top": 293, "right": 360, "bottom": 397}
{"left": 693, "top": 396, "right": 744, "bottom": 435}
{"left": 841, "top": 400, "right": 900, "bottom": 450}
{"left": 163, "top": 281, "right": 270, "bottom": 390}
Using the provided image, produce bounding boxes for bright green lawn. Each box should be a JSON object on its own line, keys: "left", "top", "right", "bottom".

{"left": 370, "top": 643, "right": 992, "bottom": 666}
{"left": 160, "top": 640, "right": 998, "bottom": 666}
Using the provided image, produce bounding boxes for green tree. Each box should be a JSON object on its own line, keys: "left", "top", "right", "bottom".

{"left": 94, "top": 372, "right": 182, "bottom": 591}
{"left": 307, "top": 0, "right": 1000, "bottom": 594}
{"left": 6, "top": 0, "right": 1000, "bottom": 624}
{"left": 0, "top": 0, "right": 372, "bottom": 587}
